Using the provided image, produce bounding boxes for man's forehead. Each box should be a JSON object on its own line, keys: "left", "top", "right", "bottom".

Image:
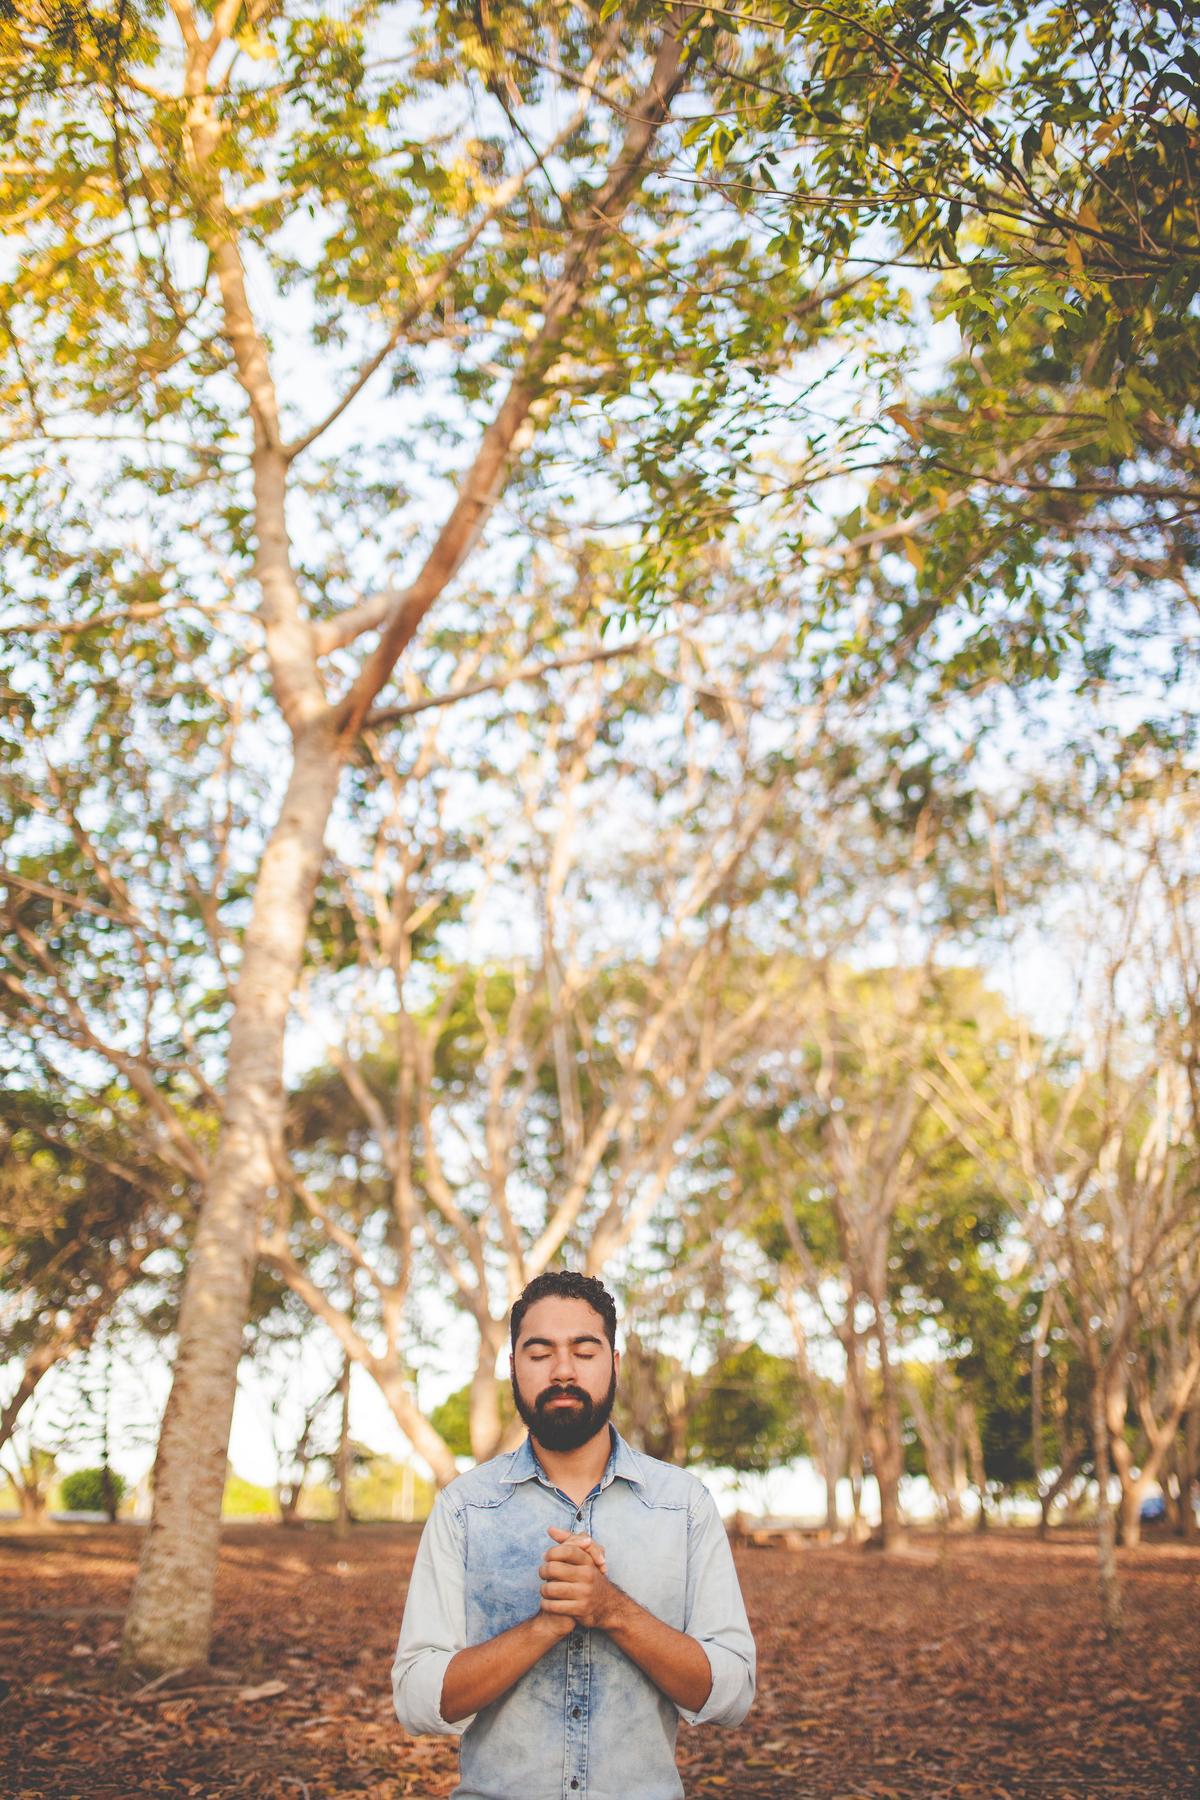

{"left": 515, "top": 1294, "right": 610, "bottom": 1344}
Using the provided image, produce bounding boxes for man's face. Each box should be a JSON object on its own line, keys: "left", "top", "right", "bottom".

{"left": 510, "top": 1295, "right": 619, "bottom": 1453}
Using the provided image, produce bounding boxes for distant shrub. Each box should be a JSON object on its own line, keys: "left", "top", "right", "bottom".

{"left": 59, "top": 1467, "right": 126, "bottom": 1514}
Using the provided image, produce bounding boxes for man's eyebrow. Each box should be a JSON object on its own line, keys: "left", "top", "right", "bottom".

{"left": 519, "top": 1333, "right": 606, "bottom": 1349}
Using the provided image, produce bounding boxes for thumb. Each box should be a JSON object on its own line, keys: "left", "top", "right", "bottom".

{"left": 546, "top": 1525, "right": 607, "bottom": 1570}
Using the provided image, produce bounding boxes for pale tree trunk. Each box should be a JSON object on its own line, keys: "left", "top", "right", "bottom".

{"left": 371, "top": 1363, "right": 461, "bottom": 1489}
{"left": 121, "top": 725, "right": 342, "bottom": 1672}
{"left": 951, "top": 1403, "right": 969, "bottom": 1526}
{"left": 1119, "top": 1347, "right": 1200, "bottom": 1548}
{"left": 823, "top": 1464, "right": 840, "bottom": 1535}
{"left": 805, "top": 1403, "right": 849, "bottom": 1536}
{"left": 778, "top": 1281, "right": 844, "bottom": 1535}
{"left": 468, "top": 1326, "right": 507, "bottom": 1463}
{"left": 118, "top": 6, "right": 683, "bottom": 1678}
{"left": 18, "top": 1482, "right": 46, "bottom": 1525}
{"left": 848, "top": 1459, "right": 865, "bottom": 1541}
{"left": 904, "top": 1373, "right": 955, "bottom": 1524}
{"left": 1179, "top": 1401, "right": 1199, "bottom": 1541}
{"left": 841, "top": 1309, "right": 903, "bottom": 1547}
{"left": 1105, "top": 1363, "right": 1140, "bottom": 1546}
{"left": 1030, "top": 1288, "right": 1052, "bottom": 1535}
{"left": 1119, "top": 1472, "right": 1151, "bottom": 1548}
{"left": 866, "top": 1292, "right": 906, "bottom": 1549}
{"left": 1090, "top": 1362, "right": 1123, "bottom": 1637}
{"left": 334, "top": 1354, "right": 352, "bottom": 1542}
{"left": 5, "top": 1451, "right": 53, "bottom": 1524}
{"left": 964, "top": 1400, "right": 987, "bottom": 1531}
{"left": 869, "top": 1421, "right": 905, "bottom": 1546}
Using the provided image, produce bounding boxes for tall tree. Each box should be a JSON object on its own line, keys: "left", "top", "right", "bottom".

{"left": 2, "top": 1, "right": 892, "bottom": 1671}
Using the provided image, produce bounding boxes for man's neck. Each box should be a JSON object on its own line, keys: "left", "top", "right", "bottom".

{"left": 531, "top": 1424, "right": 614, "bottom": 1507}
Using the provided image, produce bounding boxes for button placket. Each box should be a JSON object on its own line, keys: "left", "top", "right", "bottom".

{"left": 563, "top": 1618, "right": 589, "bottom": 1799}
{"left": 562, "top": 1493, "right": 592, "bottom": 1800}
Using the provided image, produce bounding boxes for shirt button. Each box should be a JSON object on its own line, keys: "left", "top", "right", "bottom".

{"left": 572, "top": 1705, "right": 581, "bottom": 1719}
{"left": 575, "top": 1511, "right": 583, "bottom": 1522}
{"left": 570, "top": 1783, "right": 579, "bottom": 1791}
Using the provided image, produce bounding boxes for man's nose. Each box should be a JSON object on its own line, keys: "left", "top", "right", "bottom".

{"left": 549, "top": 1348, "right": 576, "bottom": 1381}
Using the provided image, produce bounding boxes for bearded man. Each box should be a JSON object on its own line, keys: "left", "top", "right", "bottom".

{"left": 392, "top": 1270, "right": 755, "bottom": 1800}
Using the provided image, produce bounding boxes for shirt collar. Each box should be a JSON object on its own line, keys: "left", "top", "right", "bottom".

{"left": 498, "top": 1424, "right": 645, "bottom": 1490}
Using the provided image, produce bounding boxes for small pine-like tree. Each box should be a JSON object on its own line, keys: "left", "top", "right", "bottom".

{"left": 59, "top": 1467, "right": 126, "bottom": 1518}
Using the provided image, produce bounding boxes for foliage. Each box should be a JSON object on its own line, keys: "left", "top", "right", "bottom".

{"left": 429, "top": 1385, "right": 516, "bottom": 1462}
{"left": 687, "top": 1344, "right": 807, "bottom": 1477}
{"left": 58, "top": 1466, "right": 127, "bottom": 1515}
{"left": 682, "top": 0, "right": 1200, "bottom": 704}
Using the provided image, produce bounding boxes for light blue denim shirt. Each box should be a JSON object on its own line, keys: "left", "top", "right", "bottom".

{"left": 392, "top": 1427, "right": 755, "bottom": 1800}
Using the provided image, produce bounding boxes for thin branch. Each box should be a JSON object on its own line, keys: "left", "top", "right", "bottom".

{"left": 361, "top": 633, "right": 659, "bottom": 727}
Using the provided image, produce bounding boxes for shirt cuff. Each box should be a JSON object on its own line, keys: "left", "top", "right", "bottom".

{"left": 676, "top": 1638, "right": 754, "bottom": 1728}
{"left": 392, "top": 1647, "right": 475, "bottom": 1738}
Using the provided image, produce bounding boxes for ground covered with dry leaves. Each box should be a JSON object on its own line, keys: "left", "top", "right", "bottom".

{"left": 1, "top": 1521, "right": 1196, "bottom": 1799}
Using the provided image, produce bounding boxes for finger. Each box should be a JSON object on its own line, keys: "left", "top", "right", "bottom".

{"left": 541, "top": 1561, "right": 592, "bottom": 1586}
{"left": 546, "top": 1528, "right": 606, "bottom": 1568}
{"left": 539, "top": 1596, "right": 578, "bottom": 1615}
{"left": 540, "top": 1579, "right": 585, "bottom": 1600}
{"left": 542, "top": 1541, "right": 591, "bottom": 1564}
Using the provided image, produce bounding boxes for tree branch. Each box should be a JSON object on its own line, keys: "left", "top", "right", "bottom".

{"left": 334, "top": 26, "right": 686, "bottom": 739}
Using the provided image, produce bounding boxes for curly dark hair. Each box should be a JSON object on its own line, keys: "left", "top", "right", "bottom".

{"left": 509, "top": 1270, "right": 618, "bottom": 1350}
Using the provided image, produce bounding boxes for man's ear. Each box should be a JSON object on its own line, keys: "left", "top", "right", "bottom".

{"left": 613, "top": 1348, "right": 620, "bottom": 1380}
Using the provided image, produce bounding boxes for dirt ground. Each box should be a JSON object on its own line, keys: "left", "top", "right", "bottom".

{"left": 0, "top": 1522, "right": 1196, "bottom": 1799}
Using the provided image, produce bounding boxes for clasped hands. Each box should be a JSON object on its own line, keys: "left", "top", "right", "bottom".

{"left": 538, "top": 1525, "right": 621, "bottom": 1633}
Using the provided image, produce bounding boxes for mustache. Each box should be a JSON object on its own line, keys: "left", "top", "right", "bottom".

{"left": 534, "top": 1384, "right": 590, "bottom": 1411}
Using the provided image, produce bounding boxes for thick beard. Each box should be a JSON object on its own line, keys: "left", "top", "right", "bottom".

{"left": 512, "top": 1366, "right": 618, "bottom": 1453}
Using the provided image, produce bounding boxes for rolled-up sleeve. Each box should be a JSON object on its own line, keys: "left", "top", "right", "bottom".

{"left": 677, "top": 1487, "right": 756, "bottom": 1727}
{"left": 392, "top": 1492, "right": 474, "bottom": 1737}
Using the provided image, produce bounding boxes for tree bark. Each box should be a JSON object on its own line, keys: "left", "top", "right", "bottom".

{"left": 1105, "top": 1363, "right": 1139, "bottom": 1546}
{"left": 18, "top": 1483, "right": 46, "bottom": 1525}
{"left": 1030, "top": 1288, "right": 1052, "bottom": 1534}
{"left": 867, "top": 1297, "right": 906, "bottom": 1549}
{"left": 1121, "top": 1347, "right": 1200, "bottom": 1548}
{"left": 823, "top": 1464, "right": 840, "bottom": 1535}
{"left": 334, "top": 1353, "right": 352, "bottom": 1542}
{"left": 120, "top": 722, "right": 342, "bottom": 1674}
{"left": 1119, "top": 1473, "right": 1149, "bottom": 1548}
{"left": 117, "top": 12, "right": 684, "bottom": 1678}
{"left": 1090, "top": 1365, "right": 1123, "bottom": 1637}
{"left": 468, "top": 1324, "right": 507, "bottom": 1462}
{"left": 1180, "top": 1401, "right": 1199, "bottom": 1541}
